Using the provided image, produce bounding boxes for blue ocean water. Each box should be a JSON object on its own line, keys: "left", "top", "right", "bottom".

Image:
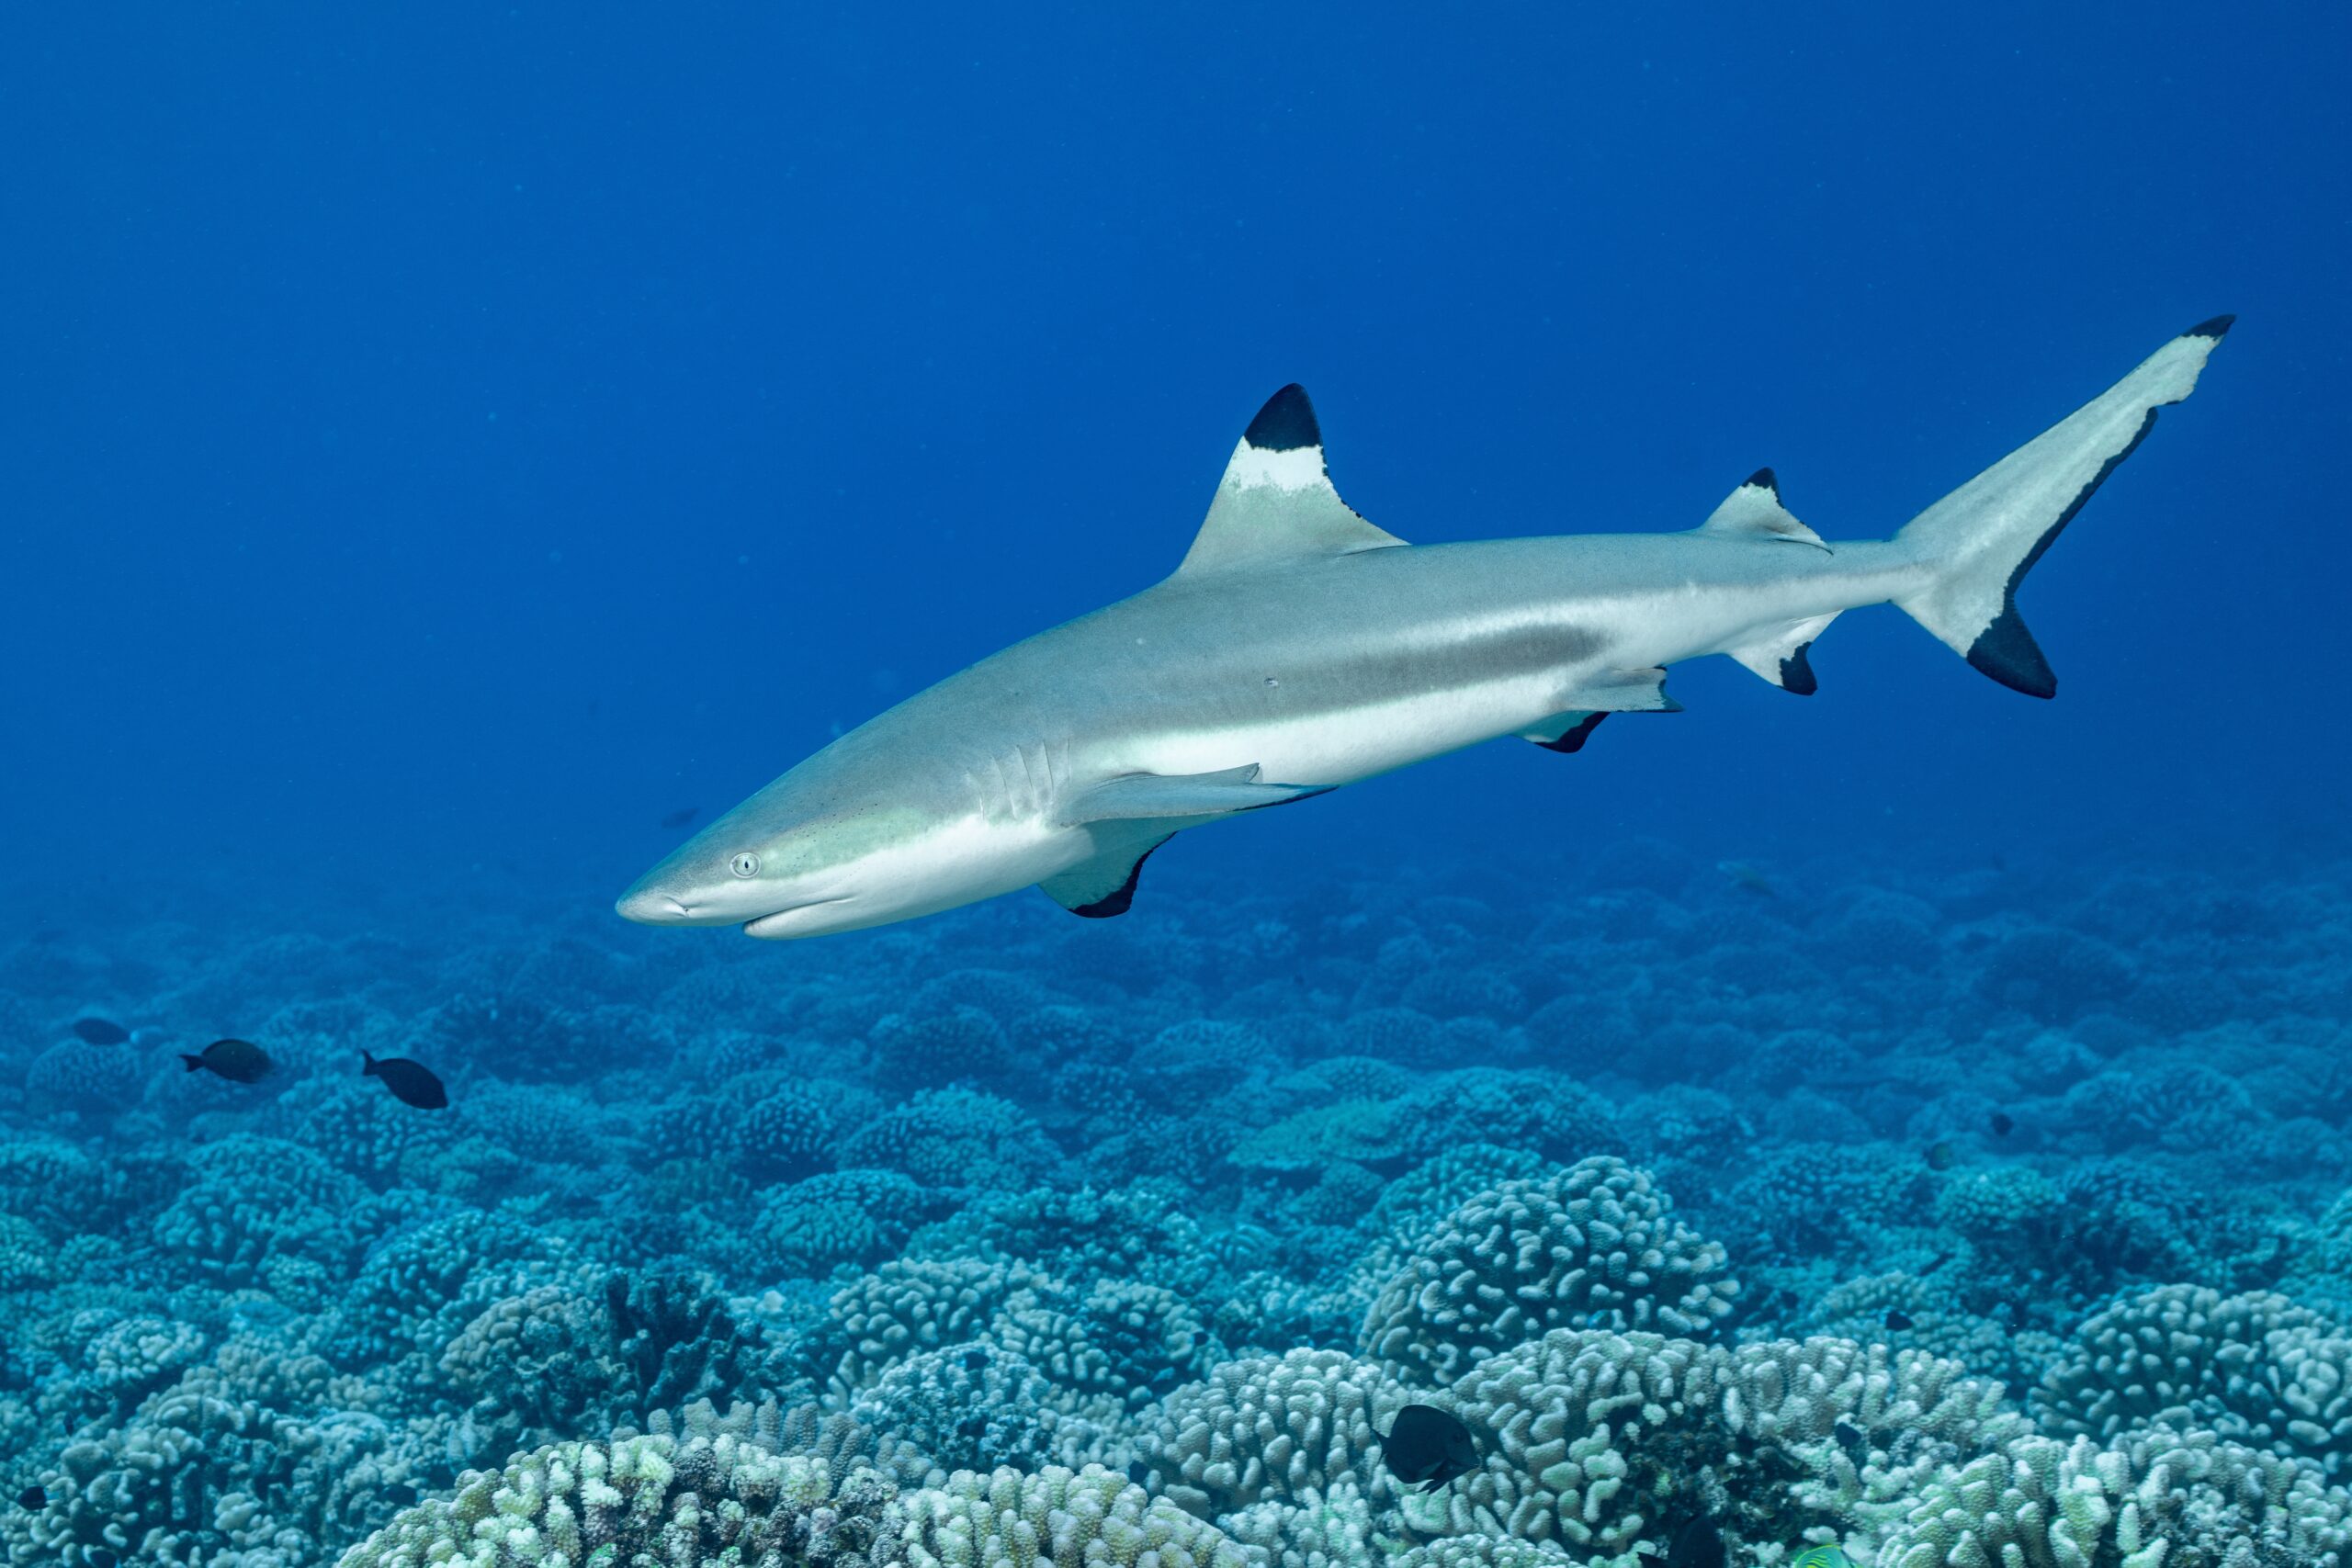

{"left": 4, "top": 6, "right": 2350, "bottom": 1566}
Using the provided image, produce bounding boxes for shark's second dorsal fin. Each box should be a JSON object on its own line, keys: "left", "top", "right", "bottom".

{"left": 1696, "top": 469, "right": 1829, "bottom": 551}
{"left": 1176, "top": 385, "right": 1408, "bottom": 577}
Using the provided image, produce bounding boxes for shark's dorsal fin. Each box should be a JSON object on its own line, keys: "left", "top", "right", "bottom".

{"left": 1176, "top": 385, "right": 1408, "bottom": 577}
{"left": 1696, "top": 468, "right": 1830, "bottom": 552}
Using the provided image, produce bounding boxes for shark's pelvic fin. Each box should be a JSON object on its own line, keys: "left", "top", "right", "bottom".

{"left": 1521, "top": 711, "right": 1609, "bottom": 752}
{"left": 1521, "top": 669, "right": 1682, "bottom": 752}
{"left": 1064, "top": 763, "right": 1333, "bottom": 825}
{"left": 1697, "top": 468, "right": 1829, "bottom": 551}
{"left": 1555, "top": 666, "right": 1682, "bottom": 715}
{"left": 1040, "top": 824, "right": 1173, "bottom": 918}
{"left": 1175, "top": 385, "right": 1408, "bottom": 577}
{"left": 1724, "top": 611, "right": 1840, "bottom": 694}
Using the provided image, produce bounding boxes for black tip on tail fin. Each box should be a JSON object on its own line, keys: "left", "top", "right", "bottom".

{"left": 1895, "top": 321, "right": 2233, "bottom": 701}
{"left": 1965, "top": 610, "right": 2058, "bottom": 698}
{"left": 1242, "top": 385, "right": 1320, "bottom": 452}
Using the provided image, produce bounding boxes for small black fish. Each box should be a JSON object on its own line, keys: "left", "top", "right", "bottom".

{"left": 1885, "top": 1308, "right": 1914, "bottom": 1332}
{"left": 1924, "top": 1142, "right": 1956, "bottom": 1172}
{"left": 1990, "top": 1111, "right": 2014, "bottom": 1137}
{"left": 1376, "top": 1404, "right": 1477, "bottom": 1493}
{"left": 363, "top": 1051, "right": 448, "bottom": 1110}
{"left": 182, "top": 1038, "right": 274, "bottom": 1083}
{"left": 383, "top": 1483, "right": 420, "bottom": 1506}
{"left": 1918, "top": 1250, "right": 1953, "bottom": 1276}
{"left": 13, "top": 1485, "right": 41, "bottom": 1509}
{"left": 1831, "top": 1418, "right": 1866, "bottom": 1458}
{"left": 1667, "top": 1517, "right": 1726, "bottom": 1568}
{"left": 71, "top": 1017, "right": 130, "bottom": 1045}
{"left": 660, "top": 806, "right": 700, "bottom": 829}
{"left": 1125, "top": 1461, "right": 1150, "bottom": 1489}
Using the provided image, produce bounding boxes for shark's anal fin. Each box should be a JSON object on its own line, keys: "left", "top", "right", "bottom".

{"left": 1064, "top": 763, "right": 1334, "bottom": 825}
{"left": 1696, "top": 468, "right": 1829, "bottom": 551}
{"left": 1724, "top": 612, "right": 1840, "bottom": 694}
{"left": 1040, "top": 827, "right": 1174, "bottom": 918}
{"left": 1176, "top": 386, "right": 1408, "bottom": 577}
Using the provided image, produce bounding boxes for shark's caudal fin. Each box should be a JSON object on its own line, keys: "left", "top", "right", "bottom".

{"left": 1176, "top": 385, "right": 1408, "bottom": 576}
{"left": 1893, "top": 316, "right": 2233, "bottom": 698}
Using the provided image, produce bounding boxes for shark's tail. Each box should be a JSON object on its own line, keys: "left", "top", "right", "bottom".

{"left": 1891, "top": 317, "right": 2233, "bottom": 697}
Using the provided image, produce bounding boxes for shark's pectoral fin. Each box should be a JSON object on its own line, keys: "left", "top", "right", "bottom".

{"left": 1696, "top": 468, "right": 1830, "bottom": 551}
{"left": 1065, "top": 763, "right": 1334, "bottom": 824}
{"left": 1040, "top": 825, "right": 1175, "bottom": 919}
{"left": 1724, "top": 613, "right": 1840, "bottom": 694}
{"left": 1176, "top": 385, "right": 1408, "bottom": 577}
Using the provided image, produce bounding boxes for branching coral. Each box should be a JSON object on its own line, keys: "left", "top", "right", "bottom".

{"left": 898, "top": 1463, "right": 1250, "bottom": 1568}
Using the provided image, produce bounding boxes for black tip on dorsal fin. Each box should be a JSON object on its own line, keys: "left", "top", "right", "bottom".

{"left": 1243, "top": 384, "right": 1321, "bottom": 453}
{"left": 2186, "top": 314, "right": 2235, "bottom": 341}
{"left": 1745, "top": 468, "right": 1779, "bottom": 495}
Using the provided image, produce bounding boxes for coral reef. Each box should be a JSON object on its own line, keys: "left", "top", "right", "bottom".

{"left": 2, "top": 848, "right": 2349, "bottom": 1568}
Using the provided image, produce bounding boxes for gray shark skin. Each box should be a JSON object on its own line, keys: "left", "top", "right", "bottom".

{"left": 618, "top": 318, "right": 2233, "bottom": 940}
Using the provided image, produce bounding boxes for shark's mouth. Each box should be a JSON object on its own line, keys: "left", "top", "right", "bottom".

{"left": 741, "top": 897, "right": 852, "bottom": 939}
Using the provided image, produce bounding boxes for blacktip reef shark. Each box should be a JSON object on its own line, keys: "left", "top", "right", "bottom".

{"left": 619, "top": 317, "right": 2233, "bottom": 940}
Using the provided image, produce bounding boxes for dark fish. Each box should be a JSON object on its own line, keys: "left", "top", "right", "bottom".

{"left": 71, "top": 1017, "right": 130, "bottom": 1045}
{"left": 660, "top": 806, "right": 700, "bottom": 829}
{"left": 1376, "top": 1404, "right": 1477, "bottom": 1492}
{"left": 182, "top": 1038, "right": 273, "bottom": 1083}
{"left": 1831, "top": 1418, "right": 1866, "bottom": 1458}
{"left": 1990, "top": 1111, "right": 2014, "bottom": 1137}
{"left": 1919, "top": 1250, "right": 1953, "bottom": 1276}
{"left": 363, "top": 1051, "right": 448, "bottom": 1110}
{"left": 1668, "top": 1517, "right": 1726, "bottom": 1568}
{"left": 384, "top": 1483, "right": 420, "bottom": 1506}
{"left": 1884, "top": 1308, "right": 1914, "bottom": 1331}
{"left": 1924, "top": 1142, "right": 1956, "bottom": 1172}
{"left": 1125, "top": 1461, "right": 1150, "bottom": 1489}
{"left": 13, "top": 1485, "right": 41, "bottom": 1509}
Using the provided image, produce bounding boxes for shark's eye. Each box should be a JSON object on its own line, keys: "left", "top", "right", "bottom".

{"left": 729, "top": 852, "right": 761, "bottom": 878}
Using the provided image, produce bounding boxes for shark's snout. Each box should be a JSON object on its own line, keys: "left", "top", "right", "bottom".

{"left": 615, "top": 886, "right": 695, "bottom": 924}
